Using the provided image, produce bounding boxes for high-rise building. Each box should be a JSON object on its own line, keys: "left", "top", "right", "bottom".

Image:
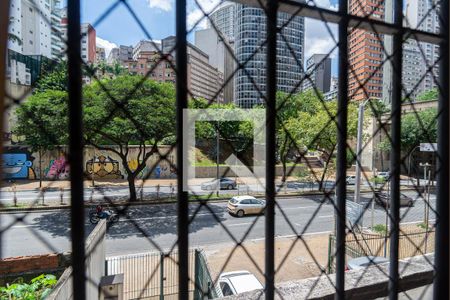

{"left": 122, "top": 51, "right": 175, "bottom": 83}
{"left": 302, "top": 54, "right": 332, "bottom": 93}
{"left": 132, "top": 40, "right": 161, "bottom": 60}
{"left": 50, "top": 1, "right": 64, "bottom": 60}
{"left": 60, "top": 10, "right": 96, "bottom": 64}
{"left": 403, "top": 0, "right": 440, "bottom": 99}
{"left": 348, "top": 0, "right": 384, "bottom": 102}
{"left": 162, "top": 36, "right": 224, "bottom": 102}
{"left": 8, "top": 0, "right": 52, "bottom": 58}
{"left": 107, "top": 45, "right": 133, "bottom": 64}
{"left": 80, "top": 23, "right": 96, "bottom": 64}
{"left": 195, "top": 28, "right": 235, "bottom": 103}
{"left": 208, "top": 2, "right": 236, "bottom": 42}
{"left": 95, "top": 47, "right": 106, "bottom": 64}
{"left": 234, "top": 4, "right": 304, "bottom": 108}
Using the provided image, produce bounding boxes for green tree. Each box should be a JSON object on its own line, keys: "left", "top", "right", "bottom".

{"left": 283, "top": 97, "right": 358, "bottom": 189}
{"left": 16, "top": 75, "right": 176, "bottom": 202}
{"left": 34, "top": 61, "right": 68, "bottom": 93}
{"left": 378, "top": 107, "right": 437, "bottom": 153}
{"left": 191, "top": 99, "right": 255, "bottom": 167}
{"left": 84, "top": 76, "right": 176, "bottom": 201}
{"left": 15, "top": 90, "right": 69, "bottom": 187}
{"left": 416, "top": 88, "right": 438, "bottom": 102}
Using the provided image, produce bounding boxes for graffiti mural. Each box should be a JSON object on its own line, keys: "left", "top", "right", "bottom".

{"left": 158, "top": 158, "right": 176, "bottom": 178}
{"left": 86, "top": 155, "right": 123, "bottom": 179}
{"left": 46, "top": 156, "right": 70, "bottom": 179}
{"left": 127, "top": 159, "right": 151, "bottom": 179}
{"left": 2, "top": 151, "right": 36, "bottom": 179}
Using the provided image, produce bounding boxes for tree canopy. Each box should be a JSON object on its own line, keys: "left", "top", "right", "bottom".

{"left": 276, "top": 90, "right": 359, "bottom": 183}
{"left": 16, "top": 75, "right": 176, "bottom": 201}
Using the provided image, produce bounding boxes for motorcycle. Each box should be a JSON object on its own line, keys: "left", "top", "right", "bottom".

{"left": 89, "top": 206, "right": 119, "bottom": 224}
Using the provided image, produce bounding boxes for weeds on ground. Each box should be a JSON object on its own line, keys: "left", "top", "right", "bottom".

{"left": 0, "top": 274, "right": 57, "bottom": 299}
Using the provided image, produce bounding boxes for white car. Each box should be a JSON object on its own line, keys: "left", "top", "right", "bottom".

{"left": 346, "top": 175, "right": 356, "bottom": 185}
{"left": 227, "top": 196, "right": 266, "bottom": 217}
{"left": 377, "top": 171, "right": 390, "bottom": 180}
{"left": 218, "top": 271, "right": 264, "bottom": 296}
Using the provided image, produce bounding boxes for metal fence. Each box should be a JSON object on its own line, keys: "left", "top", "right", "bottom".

{"left": 327, "top": 230, "right": 436, "bottom": 273}
{"left": 0, "top": 0, "right": 449, "bottom": 299}
{"left": 106, "top": 249, "right": 215, "bottom": 300}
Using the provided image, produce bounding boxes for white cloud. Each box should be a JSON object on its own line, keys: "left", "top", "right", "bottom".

{"left": 304, "top": 0, "right": 338, "bottom": 60}
{"left": 147, "top": 0, "right": 173, "bottom": 11}
{"left": 96, "top": 37, "right": 118, "bottom": 57}
{"left": 187, "top": 0, "right": 221, "bottom": 30}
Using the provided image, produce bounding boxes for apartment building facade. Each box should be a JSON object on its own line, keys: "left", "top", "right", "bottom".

{"left": 161, "top": 36, "right": 224, "bottom": 102}
{"left": 302, "top": 54, "right": 332, "bottom": 93}
{"left": 348, "top": 0, "right": 384, "bottom": 101}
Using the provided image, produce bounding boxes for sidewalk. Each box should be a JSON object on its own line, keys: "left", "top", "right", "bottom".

{"left": 0, "top": 176, "right": 301, "bottom": 192}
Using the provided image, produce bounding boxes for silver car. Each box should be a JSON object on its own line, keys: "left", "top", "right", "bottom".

{"left": 227, "top": 196, "right": 266, "bottom": 217}
{"left": 201, "top": 178, "right": 237, "bottom": 190}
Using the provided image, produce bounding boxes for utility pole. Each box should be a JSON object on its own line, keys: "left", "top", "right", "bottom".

{"left": 216, "top": 123, "right": 220, "bottom": 197}
{"left": 354, "top": 99, "right": 370, "bottom": 203}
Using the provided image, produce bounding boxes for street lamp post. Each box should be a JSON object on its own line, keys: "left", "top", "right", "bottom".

{"left": 354, "top": 99, "right": 371, "bottom": 203}
{"left": 216, "top": 124, "right": 220, "bottom": 197}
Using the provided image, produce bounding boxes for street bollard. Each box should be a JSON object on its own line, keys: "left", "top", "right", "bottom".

{"left": 60, "top": 187, "right": 65, "bottom": 205}
{"left": 170, "top": 183, "right": 174, "bottom": 199}
{"left": 140, "top": 185, "right": 144, "bottom": 201}
{"left": 12, "top": 184, "right": 17, "bottom": 207}
{"left": 156, "top": 184, "right": 160, "bottom": 199}
{"left": 40, "top": 187, "right": 46, "bottom": 206}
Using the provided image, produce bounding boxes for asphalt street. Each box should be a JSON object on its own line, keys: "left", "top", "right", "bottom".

{"left": 0, "top": 191, "right": 435, "bottom": 258}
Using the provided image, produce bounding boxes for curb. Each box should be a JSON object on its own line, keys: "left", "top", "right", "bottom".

{"left": 0, "top": 187, "right": 427, "bottom": 214}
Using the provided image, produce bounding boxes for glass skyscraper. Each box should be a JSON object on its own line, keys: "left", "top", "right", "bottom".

{"left": 234, "top": 4, "right": 304, "bottom": 108}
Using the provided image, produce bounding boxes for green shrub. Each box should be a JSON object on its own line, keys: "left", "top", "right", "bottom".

{"left": 370, "top": 176, "right": 386, "bottom": 184}
{"left": 417, "top": 222, "right": 430, "bottom": 230}
{"left": 0, "top": 274, "right": 57, "bottom": 300}
{"left": 373, "top": 224, "right": 387, "bottom": 235}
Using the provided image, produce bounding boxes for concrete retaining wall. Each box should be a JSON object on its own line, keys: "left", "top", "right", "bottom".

{"left": 47, "top": 219, "right": 106, "bottom": 300}
{"left": 223, "top": 254, "right": 434, "bottom": 300}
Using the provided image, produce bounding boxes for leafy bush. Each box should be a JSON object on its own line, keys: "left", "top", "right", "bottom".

{"left": 370, "top": 176, "right": 386, "bottom": 184}
{"left": 373, "top": 224, "right": 387, "bottom": 235}
{"left": 0, "top": 274, "right": 57, "bottom": 300}
{"left": 417, "top": 222, "right": 431, "bottom": 230}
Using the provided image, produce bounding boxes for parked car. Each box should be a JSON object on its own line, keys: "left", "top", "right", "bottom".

{"left": 374, "top": 192, "right": 415, "bottom": 207}
{"left": 201, "top": 177, "right": 237, "bottom": 190}
{"left": 346, "top": 256, "right": 389, "bottom": 270}
{"left": 227, "top": 196, "right": 266, "bottom": 217}
{"left": 377, "top": 171, "right": 390, "bottom": 181}
{"left": 346, "top": 175, "right": 356, "bottom": 185}
{"left": 218, "top": 271, "right": 263, "bottom": 296}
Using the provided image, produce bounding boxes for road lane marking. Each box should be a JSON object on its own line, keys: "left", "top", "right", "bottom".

{"left": 118, "top": 212, "right": 216, "bottom": 222}
{"left": 318, "top": 215, "right": 334, "bottom": 218}
{"left": 279, "top": 206, "right": 317, "bottom": 210}
{"left": 226, "top": 222, "right": 252, "bottom": 227}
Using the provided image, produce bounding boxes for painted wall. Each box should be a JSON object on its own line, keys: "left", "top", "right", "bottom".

{"left": 2, "top": 146, "right": 176, "bottom": 180}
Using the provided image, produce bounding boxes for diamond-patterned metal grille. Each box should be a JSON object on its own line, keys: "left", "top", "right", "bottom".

{"left": 0, "top": 0, "right": 448, "bottom": 299}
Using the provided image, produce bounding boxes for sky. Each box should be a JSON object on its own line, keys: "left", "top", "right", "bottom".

{"left": 80, "top": 0, "right": 339, "bottom": 74}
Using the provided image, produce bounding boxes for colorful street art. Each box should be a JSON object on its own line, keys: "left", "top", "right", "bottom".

{"left": 127, "top": 159, "right": 151, "bottom": 179}
{"left": 86, "top": 155, "right": 123, "bottom": 179}
{"left": 45, "top": 157, "right": 70, "bottom": 179}
{"left": 2, "top": 151, "right": 36, "bottom": 179}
